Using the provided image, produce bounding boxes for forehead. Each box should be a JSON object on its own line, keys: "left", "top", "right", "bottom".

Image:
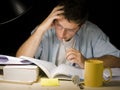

{"left": 56, "top": 17, "right": 79, "bottom": 29}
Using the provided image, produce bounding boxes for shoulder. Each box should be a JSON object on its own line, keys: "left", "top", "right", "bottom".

{"left": 43, "top": 27, "right": 55, "bottom": 37}
{"left": 77, "top": 21, "right": 107, "bottom": 37}
{"left": 83, "top": 21, "right": 103, "bottom": 33}
{"left": 75, "top": 21, "right": 109, "bottom": 43}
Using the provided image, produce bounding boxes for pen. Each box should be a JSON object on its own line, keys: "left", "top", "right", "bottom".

{"left": 62, "top": 39, "right": 76, "bottom": 66}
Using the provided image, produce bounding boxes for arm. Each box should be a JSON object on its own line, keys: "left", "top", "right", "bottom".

{"left": 16, "top": 5, "right": 64, "bottom": 57}
{"left": 95, "top": 55, "right": 120, "bottom": 68}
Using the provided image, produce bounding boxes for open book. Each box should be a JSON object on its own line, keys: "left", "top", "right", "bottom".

{"left": 19, "top": 56, "right": 84, "bottom": 80}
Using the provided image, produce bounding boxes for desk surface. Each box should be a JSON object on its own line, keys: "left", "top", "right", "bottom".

{"left": 0, "top": 78, "right": 120, "bottom": 90}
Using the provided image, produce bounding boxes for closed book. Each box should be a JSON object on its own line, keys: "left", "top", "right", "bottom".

{"left": 2, "top": 65, "right": 39, "bottom": 84}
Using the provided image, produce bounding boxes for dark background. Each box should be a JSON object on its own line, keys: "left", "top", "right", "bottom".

{"left": 0, "top": 0, "right": 117, "bottom": 56}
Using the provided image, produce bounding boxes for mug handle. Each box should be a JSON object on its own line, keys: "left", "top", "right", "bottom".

{"left": 103, "top": 67, "right": 112, "bottom": 83}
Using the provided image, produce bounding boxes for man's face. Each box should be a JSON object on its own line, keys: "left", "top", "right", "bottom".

{"left": 54, "top": 17, "right": 80, "bottom": 41}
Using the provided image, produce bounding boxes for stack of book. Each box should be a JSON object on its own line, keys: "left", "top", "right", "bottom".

{"left": 0, "top": 55, "right": 39, "bottom": 84}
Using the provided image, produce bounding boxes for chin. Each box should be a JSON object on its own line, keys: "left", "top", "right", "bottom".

{"left": 57, "top": 37, "right": 62, "bottom": 41}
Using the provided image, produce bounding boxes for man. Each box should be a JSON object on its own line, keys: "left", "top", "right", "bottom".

{"left": 16, "top": 0, "right": 120, "bottom": 68}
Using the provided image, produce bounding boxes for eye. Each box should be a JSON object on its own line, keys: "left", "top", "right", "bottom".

{"left": 67, "top": 29, "right": 74, "bottom": 32}
{"left": 57, "top": 23, "right": 62, "bottom": 28}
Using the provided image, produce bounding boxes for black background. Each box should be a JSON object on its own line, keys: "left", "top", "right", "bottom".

{"left": 0, "top": 0, "right": 117, "bottom": 56}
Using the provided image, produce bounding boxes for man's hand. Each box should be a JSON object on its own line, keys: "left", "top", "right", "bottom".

{"left": 39, "top": 5, "right": 64, "bottom": 32}
{"left": 66, "top": 48, "right": 86, "bottom": 68}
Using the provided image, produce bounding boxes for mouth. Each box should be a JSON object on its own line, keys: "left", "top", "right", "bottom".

{"left": 59, "top": 38, "right": 67, "bottom": 41}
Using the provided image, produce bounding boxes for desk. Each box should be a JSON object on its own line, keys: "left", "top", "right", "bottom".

{"left": 0, "top": 78, "right": 120, "bottom": 90}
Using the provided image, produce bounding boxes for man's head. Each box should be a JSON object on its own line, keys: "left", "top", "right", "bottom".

{"left": 58, "top": 0, "right": 88, "bottom": 25}
{"left": 54, "top": 0, "right": 88, "bottom": 41}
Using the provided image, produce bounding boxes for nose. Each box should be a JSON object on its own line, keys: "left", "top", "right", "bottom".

{"left": 60, "top": 29, "right": 66, "bottom": 39}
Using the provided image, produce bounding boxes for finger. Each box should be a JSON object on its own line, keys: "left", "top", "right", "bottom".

{"left": 66, "top": 48, "right": 79, "bottom": 53}
{"left": 66, "top": 59, "right": 75, "bottom": 63}
{"left": 66, "top": 50, "right": 77, "bottom": 58}
{"left": 66, "top": 53, "right": 76, "bottom": 60}
{"left": 50, "top": 8, "right": 64, "bottom": 20}
{"left": 52, "top": 10, "right": 64, "bottom": 18}
{"left": 52, "top": 5, "right": 64, "bottom": 14}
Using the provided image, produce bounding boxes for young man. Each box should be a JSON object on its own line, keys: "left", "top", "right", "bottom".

{"left": 16, "top": 0, "right": 120, "bottom": 68}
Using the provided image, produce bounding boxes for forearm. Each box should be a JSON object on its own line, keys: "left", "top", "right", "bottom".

{"left": 90, "top": 55, "right": 120, "bottom": 68}
{"left": 16, "top": 26, "right": 45, "bottom": 57}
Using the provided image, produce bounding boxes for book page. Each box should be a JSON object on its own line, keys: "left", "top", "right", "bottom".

{"left": 52, "top": 64, "right": 84, "bottom": 80}
{"left": 20, "top": 56, "right": 57, "bottom": 78}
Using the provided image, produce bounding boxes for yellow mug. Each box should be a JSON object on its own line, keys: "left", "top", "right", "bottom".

{"left": 84, "top": 60, "right": 112, "bottom": 87}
